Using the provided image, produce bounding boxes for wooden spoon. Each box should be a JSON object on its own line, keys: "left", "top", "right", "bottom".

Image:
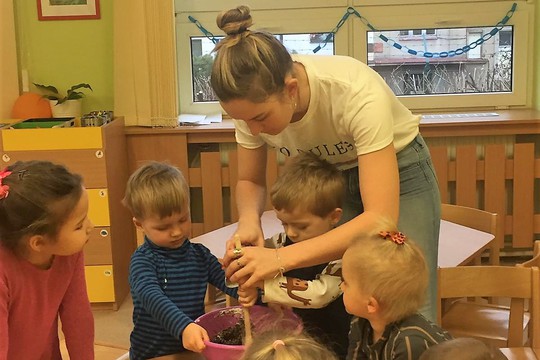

{"left": 234, "top": 235, "right": 253, "bottom": 346}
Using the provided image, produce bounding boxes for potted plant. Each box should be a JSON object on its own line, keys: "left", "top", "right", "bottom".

{"left": 33, "top": 83, "right": 93, "bottom": 118}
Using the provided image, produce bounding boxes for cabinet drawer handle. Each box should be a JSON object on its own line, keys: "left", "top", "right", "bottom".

{"left": 100, "top": 229, "right": 109, "bottom": 237}
{"left": 2, "top": 154, "right": 10, "bottom": 163}
{"left": 99, "top": 190, "right": 107, "bottom": 197}
{"left": 104, "top": 270, "right": 112, "bottom": 277}
{"left": 95, "top": 150, "right": 104, "bottom": 159}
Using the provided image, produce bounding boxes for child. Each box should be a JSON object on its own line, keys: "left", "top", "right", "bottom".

{"left": 0, "top": 160, "right": 95, "bottom": 359}
{"left": 341, "top": 222, "right": 452, "bottom": 359}
{"left": 258, "top": 152, "right": 351, "bottom": 359}
{"left": 124, "top": 162, "right": 256, "bottom": 360}
{"left": 418, "top": 338, "right": 507, "bottom": 360}
{"left": 240, "top": 329, "right": 339, "bottom": 360}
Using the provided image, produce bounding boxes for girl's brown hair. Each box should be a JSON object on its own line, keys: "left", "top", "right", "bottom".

{"left": 211, "top": 5, "right": 293, "bottom": 102}
{"left": 0, "top": 160, "right": 83, "bottom": 253}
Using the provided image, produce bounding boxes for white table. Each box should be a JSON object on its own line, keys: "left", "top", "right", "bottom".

{"left": 192, "top": 211, "right": 495, "bottom": 268}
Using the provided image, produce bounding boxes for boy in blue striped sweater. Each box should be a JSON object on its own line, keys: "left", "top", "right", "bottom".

{"left": 123, "top": 162, "right": 257, "bottom": 360}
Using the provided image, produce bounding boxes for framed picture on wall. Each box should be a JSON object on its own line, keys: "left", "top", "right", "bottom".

{"left": 37, "top": 0, "right": 100, "bottom": 21}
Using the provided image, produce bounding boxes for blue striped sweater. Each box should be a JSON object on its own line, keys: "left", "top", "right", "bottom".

{"left": 129, "top": 237, "right": 238, "bottom": 360}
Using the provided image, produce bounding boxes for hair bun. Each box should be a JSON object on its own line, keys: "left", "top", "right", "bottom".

{"left": 216, "top": 5, "right": 253, "bottom": 36}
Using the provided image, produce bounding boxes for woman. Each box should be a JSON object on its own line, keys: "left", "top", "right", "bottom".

{"left": 212, "top": 5, "right": 440, "bottom": 321}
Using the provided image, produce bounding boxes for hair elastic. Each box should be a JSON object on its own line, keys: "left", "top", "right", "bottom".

{"left": 272, "top": 340, "right": 285, "bottom": 350}
{"left": 0, "top": 169, "right": 12, "bottom": 200}
{"left": 379, "top": 230, "right": 406, "bottom": 245}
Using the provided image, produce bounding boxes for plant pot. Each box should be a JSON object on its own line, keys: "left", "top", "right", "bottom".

{"left": 49, "top": 99, "right": 82, "bottom": 118}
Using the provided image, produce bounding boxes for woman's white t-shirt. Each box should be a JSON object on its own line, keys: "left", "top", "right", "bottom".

{"left": 233, "top": 54, "right": 420, "bottom": 170}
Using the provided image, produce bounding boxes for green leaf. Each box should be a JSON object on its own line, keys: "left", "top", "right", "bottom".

{"left": 69, "top": 83, "right": 93, "bottom": 92}
{"left": 33, "top": 82, "right": 92, "bottom": 103}
{"left": 33, "top": 83, "right": 60, "bottom": 95}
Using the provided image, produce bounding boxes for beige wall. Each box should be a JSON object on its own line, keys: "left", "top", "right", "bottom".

{"left": 535, "top": 2, "right": 540, "bottom": 109}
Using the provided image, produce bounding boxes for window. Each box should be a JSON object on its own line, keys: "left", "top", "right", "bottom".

{"left": 368, "top": 26, "right": 513, "bottom": 96}
{"left": 176, "top": 0, "right": 534, "bottom": 114}
{"left": 176, "top": 2, "right": 348, "bottom": 114}
{"left": 190, "top": 33, "right": 334, "bottom": 103}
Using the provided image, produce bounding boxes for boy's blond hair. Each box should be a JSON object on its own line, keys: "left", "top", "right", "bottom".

{"left": 122, "top": 161, "right": 190, "bottom": 220}
{"left": 240, "top": 329, "right": 339, "bottom": 360}
{"left": 270, "top": 152, "right": 345, "bottom": 218}
{"left": 343, "top": 219, "right": 428, "bottom": 323}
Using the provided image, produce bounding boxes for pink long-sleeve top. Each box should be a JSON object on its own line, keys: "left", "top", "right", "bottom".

{"left": 0, "top": 246, "right": 94, "bottom": 360}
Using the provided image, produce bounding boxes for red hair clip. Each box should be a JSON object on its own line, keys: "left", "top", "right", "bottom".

{"left": 0, "top": 169, "right": 12, "bottom": 200}
{"left": 379, "top": 230, "right": 406, "bottom": 245}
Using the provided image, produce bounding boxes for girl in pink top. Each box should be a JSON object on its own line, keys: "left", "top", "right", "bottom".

{"left": 0, "top": 160, "right": 95, "bottom": 360}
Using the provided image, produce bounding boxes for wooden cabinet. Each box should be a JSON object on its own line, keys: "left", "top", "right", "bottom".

{"left": 0, "top": 117, "right": 135, "bottom": 310}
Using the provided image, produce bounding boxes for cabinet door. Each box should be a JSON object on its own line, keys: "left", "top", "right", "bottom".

{"left": 84, "top": 227, "right": 113, "bottom": 265}
{"left": 85, "top": 265, "right": 115, "bottom": 302}
{"left": 88, "top": 189, "right": 110, "bottom": 226}
{"left": 1, "top": 127, "right": 103, "bottom": 151}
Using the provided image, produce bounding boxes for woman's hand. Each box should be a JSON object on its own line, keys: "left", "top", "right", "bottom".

{"left": 222, "top": 221, "right": 264, "bottom": 267}
{"left": 225, "top": 246, "right": 281, "bottom": 288}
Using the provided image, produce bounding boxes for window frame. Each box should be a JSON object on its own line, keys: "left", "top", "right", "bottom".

{"left": 176, "top": 7, "right": 349, "bottom": 115}
{"left": 351, "top": 1, "right": 533, "bottom": 111}
{"left": 175, "top": 0, "right": 535, "bottom": 114}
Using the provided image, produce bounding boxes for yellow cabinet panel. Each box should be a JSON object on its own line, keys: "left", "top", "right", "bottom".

{"left": 85, "top": 265, "right": 115, "bottom": 303}
{"left": 2, "top": 127, "right": 103, "bottom": 151}
{"left": 88, "top": 189, "right": 110, "bottom": 226}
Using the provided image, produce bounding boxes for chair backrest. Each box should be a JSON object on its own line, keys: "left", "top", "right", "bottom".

{"left": 441, "top": 203, "right": 499, "bottom": 265}
{"left": 516, "top": 240, "right": 540, "bottom": 348}
{"left": 518, "top": 240, "right": 540, "bottom": 268}
{"left": 438, "top": 266, "right": 540, "bottom": 347}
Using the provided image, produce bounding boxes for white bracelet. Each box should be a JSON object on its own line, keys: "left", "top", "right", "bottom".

{"left": 274, "top": 248, "right": 286, "bottom": 278}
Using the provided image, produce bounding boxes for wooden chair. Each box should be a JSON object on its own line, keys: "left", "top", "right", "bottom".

{"left": 441, "top": 203, "right": 499, "bottom": 265}
{"left": 498, "top": 242, "right": 540, "bottom": 359}
{"left": 438, "top": 266, "right": 539, "bottom": 349}
{"left": 517, "top": 240, "right": 540, "bottom": 268}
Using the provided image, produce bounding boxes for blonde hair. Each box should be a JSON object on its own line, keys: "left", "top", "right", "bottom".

{"left": 240, "top": 330, "right": 338, "bottom": 360}
{"left": 211, "top": 5, "right": 293, "bottom": 102}
{"left": 270, "top": 152, "right": 344, "bottom": 218}
{"left": 122, "top": 161, "right": 189, "bottom": 220}
{"left": 343, "top": 219, "right": 428, "bottom": 323}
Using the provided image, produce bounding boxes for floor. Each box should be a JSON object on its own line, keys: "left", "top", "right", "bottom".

{"left": 59, "top": 295, "right": 133, "bottom": 360}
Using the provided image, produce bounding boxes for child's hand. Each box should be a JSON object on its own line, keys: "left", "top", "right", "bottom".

{"left": 182, "top": 323, "right": 209, "bottom": 353}
{"left": 238, "top": 285, "right": 258, "bottom": 307}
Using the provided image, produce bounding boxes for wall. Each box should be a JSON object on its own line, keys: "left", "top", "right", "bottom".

{"left": 0, "top": 1, "right": 19, "bottom": 119}
{"left": 14, "top": 0, "right": 113, "bottom": 115}
{"left": 535, "top": 2, "right": 540, "bottom": 110}
{"left": 11, "top": 2, "right": 539, "bottom": 112}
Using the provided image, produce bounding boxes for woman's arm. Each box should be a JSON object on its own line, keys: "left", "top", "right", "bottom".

{"left": 223, "top": 145, "right": 268, "bottom": 259}
{"left": 227, "top": 144, "right": 400, "bottom": 287}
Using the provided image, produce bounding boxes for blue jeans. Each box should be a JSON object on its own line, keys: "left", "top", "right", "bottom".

{"left": 339, "top": 134, "right": 441, "bottom": 322}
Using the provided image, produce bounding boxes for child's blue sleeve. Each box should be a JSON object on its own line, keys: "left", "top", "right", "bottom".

{"left": 203, "top": 247, "right": 239, "bottom": 299}
{"left": 129, "top": 251, "right": 194, "bottom": 339}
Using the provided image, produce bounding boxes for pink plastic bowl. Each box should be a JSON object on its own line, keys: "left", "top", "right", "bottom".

{"left": 195, "top": 305, "right": 302, "bottom": 360}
